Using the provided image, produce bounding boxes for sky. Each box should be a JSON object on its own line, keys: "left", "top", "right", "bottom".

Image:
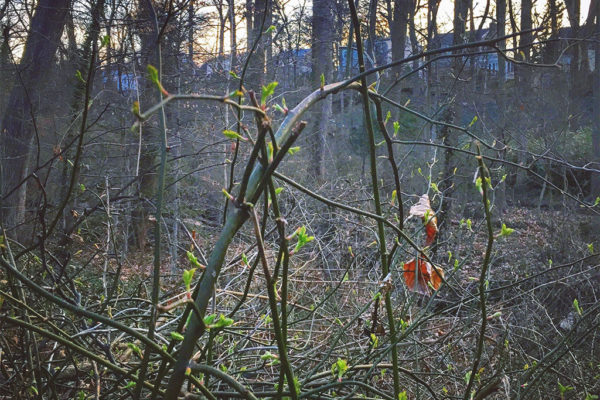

{"left": 198, "top": 0, "right": 594, "bottom": 56}
{"left": 434, "top": 0, "right": 593, "bottom": 32}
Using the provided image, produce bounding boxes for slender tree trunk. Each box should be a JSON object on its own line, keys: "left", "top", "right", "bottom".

{"left": 495, "top": 0, "right": 508, "bottom": 211}
{"left": 132, "top": 0, "right": 179, "bottom": 253}
{"left": 188, "top": 0, "right": 194, "bottom": 59}
{"left": 439, "top": 0, "right": 469, "bottom": 225}
{"left": 346, "top": 0, "right": 359, "bottom": 79}
{"left": 391, "top": 0, "right": 409, "bottom": 77}
{"left": 389, "top": 0, "right": 410, "bottom": 122}
{"left": 550, "top": 0, "right": 558, "bottom": 39}
{"left": 66, "top": 9, "right": 78, "bottom": 57}
{"left": 366, "top": 0, "right": 378, "bottom": 61}
{"left": 265, "top": 2, "right": 273, "bottom": 80}
{"left": 103, "top": 0, "right": 116, "bottom": 88}
{"left": 592, "top": 1, "right": 600, "bottom": 198}
{"left": 497, "top": 0, "right": 506, "bottom": 82}
{"left": 426, "top": 0, "right": 440, "bottom": 144}
{"left": 507, "top": 0, "right": 518, "bottom": 52}
{"left": 57, "top": 0, "right": 105, "bottom": 267}
{"left": 228, "top": 0, "right": 237, "bottom": 67}
{"left": 515, "top": 0, "right": 532, "bottom": 188}
{"left": 519, "top": 0, "right": 532, "bottom": 60}
{"left": 564, "top": 0, "right": 581, "bottom": 131}
{"left": 0, "top": 0, "right": 70, "bottom": 237}
{"left": 247, "top": 0, "right": 269, "bottom": 88}
{"left": 426, "top": 0, "right": 440, "bottom": 86}
{"left": 0, "top": 24, "right": 12, "bottom": 115}
{"left": 216, "top": 0, "right": 226, "bottom": 57}
{"left": 408, "top": 0, "right": 419, "bottom": 71}
{"left": 245, "top": 0, "right": 253, "bottom": 49}
{"left": 427, "top": 0, "right": 439, "bottom": 45}
{"left": 564, "top": 0, "right": 581, "bottom": 109}
{"left": 384, "top": 0, "right": 392, "bottom": 31}
{"left": 311, "top": 0, "right": 333, "bottom": 179}
{"left": 132, "top": 0, "right": 162, "bottom": 251}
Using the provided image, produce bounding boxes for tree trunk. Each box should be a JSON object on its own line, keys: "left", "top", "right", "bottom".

{"left": 66, "top": 9, "right": 78, "bottom": 57}
{"left": 564, "top": 0, "right": 582, "bottom": 130}
{"left": 439, "top": 0, "right": 470, "bottom": 225}
{"left": 515, "top": 0, "right": 532, "bottom": 188}
{"left": 247, "top": 0, "right": 269, "bottom": 89}
{"left": 131, "top": 0, "right": 179, "bottom": 252}
{"left": 0, "top": 0, "right": 70, "bottom": 237}
{"left": 0, "top": 24, "right": 12, "bottom": 115}
{"left": 103, "top": 1, "right": 116, "bottom": 89}
{"left": 132, "top": 0, "right": 162, "bottom": 251}
{"left": 366, "top": 0, "right": 378, "bottom": 61}
{"left": 592, "top": 0, "right": 600, "bottom": 198}
{"left": 425, "top": 0, "right": 440, "bottom": 145}
{"left": 346, "top": 0, "right": 359, "bottom": 79}
{"left": 311, "top": 0, "right": 333, "bottom": 179}
{"left": 519, "top": 0, "right": 532, "bottom": 60}
{"left": 245, "top": 0, "right": 253, "bottom": 51}
{"left": 228, "top": 0, "right": 237, "bottom": 67}
{"left": 408, "top": 0, "right": 419, "bottom": 71}
{"left": 216, "top": 0, "right": 226, "bottom": 57}
{"left": 564, "top": 0, "right": 581, "bottom": 104}
{"left": 496, "top": 0, "right": 506, "bottom": 82}
{"left": 57, "top": 0, "right": 105, "bottom": 267}
{"left": 495, "top": 0, "right": 508, "bottom": 211}
{"left": 188, "top": 0, "right": 194, "bottom": 59}
{"left": 391, "top": 0, "right": 410, "bottom": 76}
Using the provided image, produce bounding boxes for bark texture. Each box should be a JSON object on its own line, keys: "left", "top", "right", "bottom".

{"left": 0, "top": 0, "right": 70, "bottom": 234}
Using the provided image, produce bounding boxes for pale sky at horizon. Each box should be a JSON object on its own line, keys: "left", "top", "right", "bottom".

{"left": 198, "top": 0, "right": 594, "bottom": 57}
{"left": 435, "top": 0, "right": 592, "bottom": 29}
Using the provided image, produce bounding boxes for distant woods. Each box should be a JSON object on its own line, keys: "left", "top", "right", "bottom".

{"left": 0, "top": 0, "right": 599, "bottom": 237}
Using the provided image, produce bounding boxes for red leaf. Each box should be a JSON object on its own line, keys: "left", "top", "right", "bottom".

{"left": 403, "top": 256, "right": 444, "bottom": 294}
{"left": 425, "top": 216, "right": 438, "bottom": 246}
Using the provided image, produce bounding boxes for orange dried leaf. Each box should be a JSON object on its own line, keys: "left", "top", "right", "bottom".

{"left": 403, "top": 258, "right": 428, "bottom": 294}
{"left": 403, "top": 257, "right": 444, "bottom": 294}
{"left": 425, "top": 216, "right": 438, "bottom": 245}
{"left": 430, "top": 264, "right": 444, "bottom": 290}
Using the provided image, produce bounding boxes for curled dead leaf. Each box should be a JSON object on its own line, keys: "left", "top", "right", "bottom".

{"left": 409, "top": 194, "right": 438, "bottom": 245}
{"left": 380, "top": 273, "right": 393, "bottom": 295}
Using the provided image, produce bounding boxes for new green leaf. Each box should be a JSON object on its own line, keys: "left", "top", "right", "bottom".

{"left": 498, "top": 223, "right": 514, "bottom": 238}
{"left": 182, "top": 266, "right": 197, "bottom": 291}
{"left": 261, "top": 81, "right": 278, "bottom": 105}
{"left": 573, "top": 298, "right": 582, "bottom": 316}
{"left": 223, "top": 130, "right": 247, "bottom": 141}
{"left": 331, "top": 358, "right": 348, "bottom": 381}
{"left": 147, "top": 64, "right": 159, "bottom": 85}
{"left": 288, "top": 146, "right": 301, "bottom": 155}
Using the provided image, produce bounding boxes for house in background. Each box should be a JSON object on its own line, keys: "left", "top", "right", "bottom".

{"left": 552, "top": 27, "right": 596, "bottom": 72}
{"left": 198, "top": 55, "right": 231, "bottom": 79}
{"left": 434, "top": 28, "right": 515, "bottom": 82}
{"left": 100, "top": 68, "right": 138, "bottom": 94}
{"left": 337, "top": 37, "right": 420, "bottom": 77}
{"left": 274, "top": 48, "right": 312, "bottom": 87}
